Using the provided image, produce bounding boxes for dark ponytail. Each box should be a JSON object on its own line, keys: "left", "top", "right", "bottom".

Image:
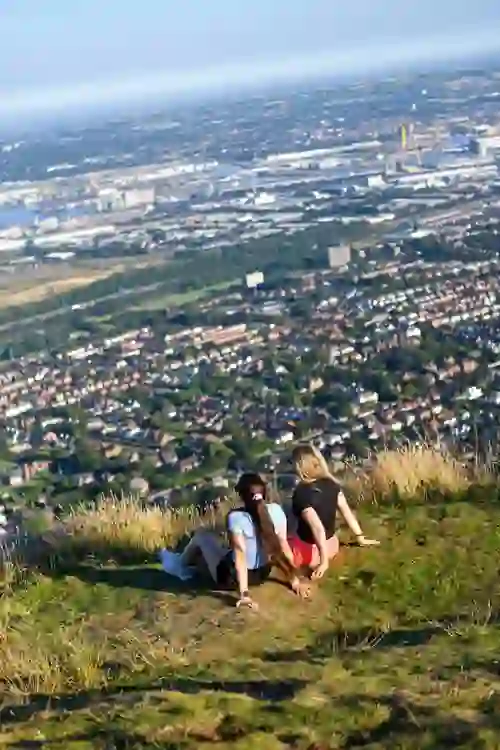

{"left": 235, "top": 473, "right": 296, "bottom": 582}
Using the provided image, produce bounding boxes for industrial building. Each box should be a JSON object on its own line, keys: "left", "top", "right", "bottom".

{"left": 123, "top": 187, "right": 156, "bottom": 210}
{"left": 470, "top": 135, "right": 500, "bottom": 157}
{"left": 97, "top": 187, "right": 155, "bottom": 212}
{"left": 328, "top": 245, "right": 351, "bottom": 269}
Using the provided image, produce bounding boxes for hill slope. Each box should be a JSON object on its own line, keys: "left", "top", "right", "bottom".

{"left": 1, "top": 448, "right": 500, "bottom": 749}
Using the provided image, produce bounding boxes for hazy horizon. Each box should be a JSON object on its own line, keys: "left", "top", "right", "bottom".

{"left": 1, "top": 1, "right": 500, "bottom": 121}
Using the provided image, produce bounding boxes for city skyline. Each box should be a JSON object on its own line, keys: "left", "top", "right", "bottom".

{"left": 1, "top": 0, "right": 500, "bottom": 119}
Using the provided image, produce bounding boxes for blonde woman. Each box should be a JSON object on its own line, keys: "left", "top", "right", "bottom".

{"left": 288, "top": 444, "right": 379, "bottom": 580}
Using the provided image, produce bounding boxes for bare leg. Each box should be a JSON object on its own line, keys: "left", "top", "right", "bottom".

{"left": 181, "top": 530, "right": 228, "bottom": 582}
{"left": 310, "top": 534, "right": 340, "bottom": 567}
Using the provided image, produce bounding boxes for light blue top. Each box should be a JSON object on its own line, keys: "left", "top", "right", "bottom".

{"left": 227, "top": 503, "right": 287, "bottom": 570}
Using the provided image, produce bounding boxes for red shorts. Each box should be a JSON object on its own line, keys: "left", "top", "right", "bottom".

{"left": 287, "top": 535, "right": 316, "bottom": 567}
{"left": 288, "top": 534, "right": 340, "bottom": 568}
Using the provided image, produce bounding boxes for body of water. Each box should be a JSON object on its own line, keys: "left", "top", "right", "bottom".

{"left": 0, "top": 203, "right": 95, "bottom": 231}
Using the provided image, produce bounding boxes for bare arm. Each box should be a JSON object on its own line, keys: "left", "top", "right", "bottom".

{"left": 337, "top": 491, "right": 363, "bottom": 537}
{"left": 301, "top": 507, "right": 328, "bottom": 566}
{"left": 337, "top": 491, "right": 379, "bottom": 545}
{"left": 229, "top": 532, "right": 249, "bottom": 597}
{"left": 276, "top": 527, "right": 311, "bottom": 598}
{"left": 276, "top": 529, "right": 296, "bottom": 568}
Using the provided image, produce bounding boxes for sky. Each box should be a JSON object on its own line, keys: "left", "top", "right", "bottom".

{"left": 1, "top": 0, "right": 500, "bottom": 118}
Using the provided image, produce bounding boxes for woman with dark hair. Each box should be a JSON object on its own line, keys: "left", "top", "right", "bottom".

{"left": 165, "top": 472, "right": 309, "bottom": 609}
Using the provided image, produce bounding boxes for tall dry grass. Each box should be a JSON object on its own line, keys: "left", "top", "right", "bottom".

{"left": 347, "top": 445, "right": 474, "bottom": 502}
{"left": 5, "top": 446, "right": 493, "bottom": 570}
{"left": 0, "top": 625, "right": 107, "bottom": 695}
{"left": 0, "top": 539, "right": 27, "bottom": 594}
{"left": 0, "top": 610, "right": 182, "bottom": 697}
{"left": 47, "top": 494, "right": 232, "bottom": 565}
{"left": 35, "top": 446, "right": 491, "bottom": 565}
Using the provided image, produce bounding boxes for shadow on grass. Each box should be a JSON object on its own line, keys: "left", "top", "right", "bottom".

{"left": 264, "top": 623, "right": 443, "bottom": 664}
{"left": 8, "top": 692, "right": 494, "bottom": 749}
{"left": 265, "top": 608, "right": 500, "bottom": 665}
{"left": 8, "top": 728, "right": 162, "bottom": 749}
{"left": 278, "top": 692, "right": 491, "bottom": 749}
{"left": 338, "top": 693, "right": 483, "bottom": 749}
{"left": 46, "top": 563, "right": 238, "bottom": 607}
{"left": 47, "top": 563, "right": 297, "bottom": 608}
{"left": 0, "top": 676, "right": 308, "bottom": 727}
{"left": 429, "top": 658, "right": 500, "bottom": 685}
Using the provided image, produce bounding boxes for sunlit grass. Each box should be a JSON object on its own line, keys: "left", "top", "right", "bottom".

{"left": 346, "top": 444, "right": 478, "bottom": 502}
{"left": 2, "top": 447, "right": 500, "bottom": 747}
{"left": 43, "top": 494, "right": 231, "bottom": 565}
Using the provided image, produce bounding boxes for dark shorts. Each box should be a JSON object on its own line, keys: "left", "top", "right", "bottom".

{"left": 216, "top": 552, "right": 271, "bottom": 589}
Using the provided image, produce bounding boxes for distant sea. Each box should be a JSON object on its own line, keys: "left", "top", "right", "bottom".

{"left": 0, "top": 204, "right": 92, "bottom": 231}
{"left": 0, "top": 206, "right": 35, "bottom": 229}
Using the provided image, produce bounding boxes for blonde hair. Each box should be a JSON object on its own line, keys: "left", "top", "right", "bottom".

{"left": 292, "top": 443, "right": 341, "bottom": 485}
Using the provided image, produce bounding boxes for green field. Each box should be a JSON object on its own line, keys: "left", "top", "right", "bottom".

{"left": 134, "top": 280, "right": 237, "bottom": 311}
{"left": 1, "top": 451, "right": 500, "bottom": 749}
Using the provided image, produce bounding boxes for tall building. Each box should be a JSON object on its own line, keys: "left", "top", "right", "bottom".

{"left": 245, "top": 271, "right": 264, "bottom": 289}
{"left": 328, "top": 245, "right": 351, "bottom": 269}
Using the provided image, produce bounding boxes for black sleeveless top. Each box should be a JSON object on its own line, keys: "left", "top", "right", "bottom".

{"left": 292, "top": 478, "right": 340, "bottom": 543}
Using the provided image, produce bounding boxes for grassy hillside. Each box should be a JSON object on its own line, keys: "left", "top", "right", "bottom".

{"left": 1, "top": 447, "right": 500, "bottom": 749}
